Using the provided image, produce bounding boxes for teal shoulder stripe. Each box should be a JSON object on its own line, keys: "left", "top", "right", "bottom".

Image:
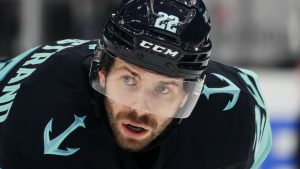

{"left": 236, "top": 67, "right": 272, "bottom": 168}
{"left": 251, "top": 121, "right": 272, "bottom": 169}
{"left": 0, "top": 46, "right": 39, "bottom": 82}
{"left": 251, "top": 108, "right": 272, "bottom": 169}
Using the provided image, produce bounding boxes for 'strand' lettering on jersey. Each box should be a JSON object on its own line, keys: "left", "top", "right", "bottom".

{"left": 0, "top": 39, "right": 89, "bottom": 123}
{"left": 0, "top": 47, "right": 38, "bottom": 82}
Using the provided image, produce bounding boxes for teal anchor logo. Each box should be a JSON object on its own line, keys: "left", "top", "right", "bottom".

{"left": 44, "top": 115, "right": 86, "bottom": 156}
{"left": 202, "top": 73, "right": 240, "bottom": 111}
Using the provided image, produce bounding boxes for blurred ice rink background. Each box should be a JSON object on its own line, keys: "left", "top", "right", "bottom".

{"left": 0, "top": 0, "right": 299, "bottom": 168}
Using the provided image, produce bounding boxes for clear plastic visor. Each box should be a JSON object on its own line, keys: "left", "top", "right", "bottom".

{"left": 90, "top": 53, "right": 204, "bottom": 118}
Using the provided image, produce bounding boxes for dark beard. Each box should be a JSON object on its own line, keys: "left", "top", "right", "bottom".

{"left": 104, "top": 98, "right": 171, "bottom": 152}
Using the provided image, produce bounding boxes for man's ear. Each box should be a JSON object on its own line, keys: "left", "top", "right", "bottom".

{"left": 98, "top": 70, "right": 106, "bottom": 88}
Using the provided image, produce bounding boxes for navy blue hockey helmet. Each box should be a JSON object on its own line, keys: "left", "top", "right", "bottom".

{"left": 90, "top": 0, "right": 212, "bottom": 118}
{"left": 102, "top": 0, "right": 212, "bottom": 79}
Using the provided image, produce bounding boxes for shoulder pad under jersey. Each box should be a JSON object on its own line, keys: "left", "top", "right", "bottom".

{"left": 176, "top": 61, "right": 272, "bottom": 169}
{"left": 0, "top": 39, "right": 98, "bottom": 125}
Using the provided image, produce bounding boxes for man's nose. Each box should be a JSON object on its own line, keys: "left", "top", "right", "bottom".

{"left": 130, "top": 90, "right": 152, "bottom": 114}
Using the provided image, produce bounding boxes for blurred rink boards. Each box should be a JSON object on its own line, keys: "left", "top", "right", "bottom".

{"left": 256, "top": 69, "right": 300, "bottom": 169}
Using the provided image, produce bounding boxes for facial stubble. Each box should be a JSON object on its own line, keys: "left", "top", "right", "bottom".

{"left": 104, "top": 98, "right": 172, "bottom": 152}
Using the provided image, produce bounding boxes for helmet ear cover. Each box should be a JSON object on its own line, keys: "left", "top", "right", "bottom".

{"left": 89, "top": 41, "right": 113, "bottom": 88}
{"left": 90, "top": 40, "right": 115, "bottom": 72}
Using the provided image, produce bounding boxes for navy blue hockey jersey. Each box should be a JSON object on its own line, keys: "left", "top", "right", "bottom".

{"left": 0, "top": 39, "right": 272, "bottom": 169}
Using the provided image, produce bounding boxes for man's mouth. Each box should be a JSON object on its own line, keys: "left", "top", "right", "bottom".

{"left": 126, "top": 124, "right": 145, "bottom": 132}
{"left": 122, "top": 123, "right": 149, "bottom": 138}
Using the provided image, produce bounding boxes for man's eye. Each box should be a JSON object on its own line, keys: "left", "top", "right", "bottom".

{"left": 123, "top": 75, "right": 135, "bottom": 85}
{"left": 156, "top": 85, "right": 170, "bottom": 94}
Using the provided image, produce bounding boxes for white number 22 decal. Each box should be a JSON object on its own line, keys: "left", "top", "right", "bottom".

{"left": 154, "top": 12, "right": 179, "bottom": 33}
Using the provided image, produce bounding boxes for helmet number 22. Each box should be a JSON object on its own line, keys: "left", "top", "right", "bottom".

{"left": 154, "top": 12, "right": 179, "bottom": 33}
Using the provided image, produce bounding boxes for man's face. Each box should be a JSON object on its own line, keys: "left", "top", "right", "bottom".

{"left": 98, "top": 58, "right": 187, "bottom": 152}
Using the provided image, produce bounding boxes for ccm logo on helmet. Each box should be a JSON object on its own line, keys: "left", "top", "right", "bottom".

{"left": 139, "top": 40, "right": 179, "bottom": 58}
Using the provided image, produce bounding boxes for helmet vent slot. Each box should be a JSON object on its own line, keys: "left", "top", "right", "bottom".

{"left": 180, "top": 55, "right": 197, "bottom": 62}
{"left": 197, "top": 54, "right": 209, "bottom": 61}
{"left": 177, "top": 62, "right": 205, "bottom": 70}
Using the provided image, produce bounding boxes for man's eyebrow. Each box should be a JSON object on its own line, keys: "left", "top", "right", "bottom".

{"left": 115, "top": 65, "right": 182, "bottom": 87}
{"left": 159, "top": 81, "right": 181, "bottom": 87}
{"left": 115, "top": 66, "right": 140, "bottom": 77}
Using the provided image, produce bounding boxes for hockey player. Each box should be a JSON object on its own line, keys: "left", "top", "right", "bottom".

{"left": 0, "top": 0, "right": 272, "bottom": 168}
